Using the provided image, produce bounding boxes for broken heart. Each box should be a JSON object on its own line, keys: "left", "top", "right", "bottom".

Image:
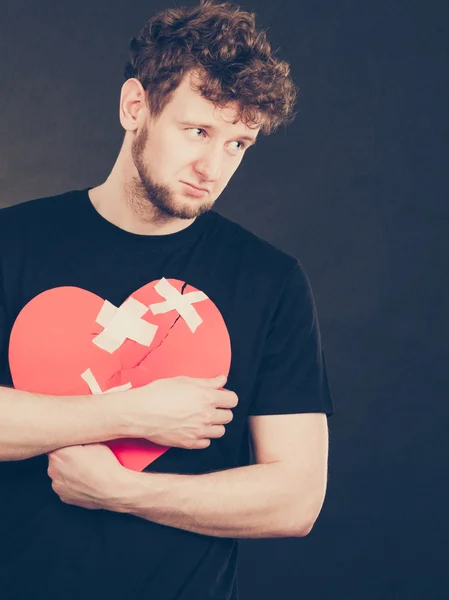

{"left": 9, "top": 278, "right": 231, "bottom": 471}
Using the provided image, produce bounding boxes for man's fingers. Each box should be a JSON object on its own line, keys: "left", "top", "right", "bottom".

{"left": 212, "top": 389, "right": 238, "bottom": 408}
{"left": 212, "top": 408, "right": 234, "bottom": 425}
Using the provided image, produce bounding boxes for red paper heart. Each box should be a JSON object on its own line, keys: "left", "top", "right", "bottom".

{"left": 9, "top": 279, "right": 231, "bottom": 471}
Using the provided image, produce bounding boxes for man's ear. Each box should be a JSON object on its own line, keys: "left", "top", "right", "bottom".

{"left": 119, "top": 78, "right": 147, "bottom": 132}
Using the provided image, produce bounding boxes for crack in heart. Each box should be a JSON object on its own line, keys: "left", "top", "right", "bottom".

{"left": 104, "top": 283, "right": 189, "bottom": 386}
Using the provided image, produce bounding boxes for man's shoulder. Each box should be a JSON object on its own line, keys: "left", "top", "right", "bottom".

{"left": 0, "top": 189, "right": 83, "bottom": 248}
{"left": 0, "top": 188, "right": 78, "bottom": 223}
{"left": 210, "top": 210, "right": 299, "bottom": 276}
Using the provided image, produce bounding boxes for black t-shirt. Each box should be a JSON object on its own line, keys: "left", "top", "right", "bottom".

{"left": 0, "top": 188, "right": 334, "bottom": 600}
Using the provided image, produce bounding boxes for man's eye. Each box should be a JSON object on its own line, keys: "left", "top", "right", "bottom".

{"left": 188, "top": 128, "right": 206, "bottom": 137}
{"left": 186, "top": 129, "right": 245, "bottom": 152}
{"left": 229, "top": 141, "right": 246, "bottom": 151}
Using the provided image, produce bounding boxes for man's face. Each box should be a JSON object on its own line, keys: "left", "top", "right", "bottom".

{"left": 130, "top": 72, "right": 259, "bottom": 220}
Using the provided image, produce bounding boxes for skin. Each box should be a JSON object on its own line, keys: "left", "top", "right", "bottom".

{"left": 88, "top": 69, "right": 260, "bottom": 235}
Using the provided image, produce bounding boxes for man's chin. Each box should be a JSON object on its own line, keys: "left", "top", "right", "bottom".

{"left": 162, "top": 197, "right": 214, "bottom": 220}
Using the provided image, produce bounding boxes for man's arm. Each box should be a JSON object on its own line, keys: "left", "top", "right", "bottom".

{"left": 114, "top": 462, "right": 309, "bottom": 538}
{"left": 0, "top": 386, "right": 124, "bottom": 460}
{"left": 110, "top": 413, "right": 329, "bottom": 539}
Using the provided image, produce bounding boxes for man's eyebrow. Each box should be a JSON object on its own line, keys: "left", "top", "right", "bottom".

{"left": 178, "top": 121, "right": 258, "bottom": 145}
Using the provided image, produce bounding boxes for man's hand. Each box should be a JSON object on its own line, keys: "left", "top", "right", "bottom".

{"left": 120, "top": 374, "right": 238, "bottom": 450}
{"left": 47, "top": 444, "right": 130, "bottom": 511}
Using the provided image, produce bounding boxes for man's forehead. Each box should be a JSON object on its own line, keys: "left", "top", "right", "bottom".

{"left": 168, "top": 73, "right": 261, "bottom": 136}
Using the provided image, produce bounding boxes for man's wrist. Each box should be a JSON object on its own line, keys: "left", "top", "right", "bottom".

{"left": 95, "top": 390, "right": 134, "bottom": 440}
{"left": 108, "top": 468, "right": 151, "bottom": 515}
{"left": 102, "top": 387, "right": 147, "bottom": 440}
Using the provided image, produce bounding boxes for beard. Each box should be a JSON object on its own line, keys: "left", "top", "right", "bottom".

{"left": 129, "top": 122, "right": 215, "bottom": 222}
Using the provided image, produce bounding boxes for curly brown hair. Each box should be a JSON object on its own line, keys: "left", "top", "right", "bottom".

{"left": 124, "top": 0, "right": 298, "bottom": 135}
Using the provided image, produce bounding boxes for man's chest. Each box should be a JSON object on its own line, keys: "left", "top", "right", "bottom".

{"left": 4, "top": 243, "right": 272, "bottom": 462}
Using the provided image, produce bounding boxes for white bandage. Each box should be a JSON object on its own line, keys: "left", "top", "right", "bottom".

{"left": 81, "top": 368, "right": 132, "bottom": 395}
{"left": 92, "top": 297, "right": 158, "bottom": 354}
{"left": 149, "top": 278, "right": 208, "bottom": 333}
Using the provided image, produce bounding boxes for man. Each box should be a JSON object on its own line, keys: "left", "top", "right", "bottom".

{"left": 0, "top": 1, "right": 334, "bottom": 598}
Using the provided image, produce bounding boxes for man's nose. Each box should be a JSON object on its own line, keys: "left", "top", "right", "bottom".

{"left": 194, "top": 148, "right": 223, "bottom": 182}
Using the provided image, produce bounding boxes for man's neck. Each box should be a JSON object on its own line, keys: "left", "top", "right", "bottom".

{"left": 87, "top": 183, "right": 196, "bottom": 236}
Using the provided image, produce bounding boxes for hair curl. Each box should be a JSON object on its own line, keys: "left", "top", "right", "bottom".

{"left": 124, "top": 0, "right": 298, "bottom": 135}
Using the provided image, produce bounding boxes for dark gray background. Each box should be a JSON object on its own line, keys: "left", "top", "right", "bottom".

{"left": 1, "top": 0, "right": 448, "bottom": 598}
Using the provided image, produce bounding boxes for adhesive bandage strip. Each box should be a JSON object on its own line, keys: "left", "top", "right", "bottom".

{"left": 81, "top": 368, "right": 132, "bottom": 395}
{"left": 149, "top": 278, "right": 208, "bottom": 333}
{"left": 93, "top": 297, "right": 158, "bottom": 354}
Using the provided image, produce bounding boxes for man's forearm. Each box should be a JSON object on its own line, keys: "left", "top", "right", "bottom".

{"left": 115, "top": 462, "right": 312, "bottom": 539}
{"left": 0, "top": 386, "right": 124, "bottom": 461}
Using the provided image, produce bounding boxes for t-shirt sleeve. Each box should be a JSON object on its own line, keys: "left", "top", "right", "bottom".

{"left": 249, "top": 260, "right": 334, "bottom": 417}
{"left": 0, "top": 266, "right": 12, "bottom": 387}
